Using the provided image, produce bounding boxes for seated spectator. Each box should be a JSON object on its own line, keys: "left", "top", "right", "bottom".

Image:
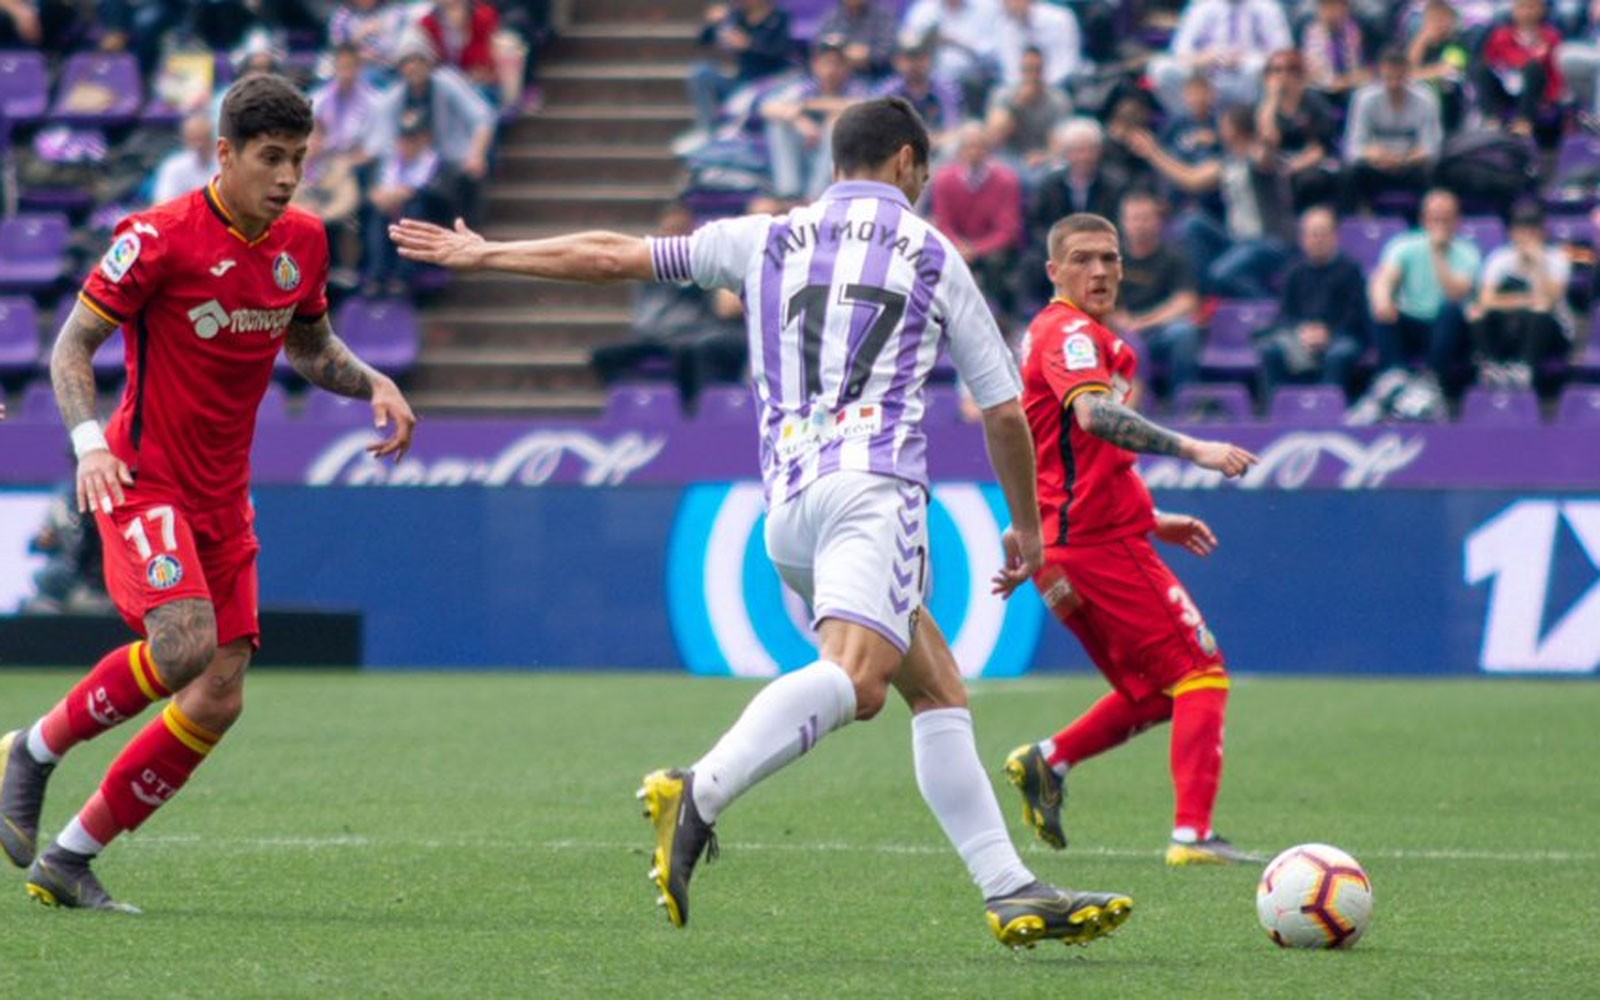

{"left": 817, "top": 0, "right": 898, "bottom": 78}
{"left": 1406, "top": 0, "right": 1470, "bottom": 135}
{"left": 1149, "top": 0, "right": 1292, "bottom": 114}
{"left": 591, "top": 201, "right": 748, "bottom": 414}
{"left": 98, "top": 0, "right": 186, "bottom": 77}
{"left": 1257, "top": 50, "right": 1339, "bottom": 211}
{"left": 900, "top": 0, "right": 999, "bottom": 115}
{"left": 294, "top": 122, "right": 364, "bottom": 288}
{"left": 370, "top": 37, "right": 496, "bottom": 224}
{"left": 1468, "top": 201, "right": 1571, "bottom": 397}
{"left": 1476, "top": 0, "right": 1564, "bottom": 140}
{"left": 1101, "top": 95, "right": 1161, "bottom": 198}
{"left": 212, "top": 34, "right": 285, "bottom": 132}
{"left": 1340, "top": 48, "right": 1441, "bottom": 216}
{"left": 994, "top": 0, "right": 1080, "bottom": 92}
{"left": 150, "top": 113, "right": 217, "bottom": 205}
{"left": 22, "top": 480, "right": 106, "bottom": 615}
{"left": 420, "top": 0, "right": 504, "bottom": 106}
{"left": 1367, "top": 188, "right": 1478, "bottom": 397}
{"left": 363, "top": 111, "right": 459, "bottom": 298}
{"left": 313, "top": 42, "right": 382, "bottom": 173}
{"left": 873, "top": 32, "right": 962, "bottom": 152}
{"left": 1559, "top": 0, "right": 1600, "bottom": 118}
{"left": 930, "top": 122, "right": 1023, "bottom": 325}
{"left": 1157, "top": 73, "right": 1225, "bottom": 216}
{"left": 329, "top": 0, "right": 414, "bottom": 84}
{"left": 1111, "top": 190, "right": 1202, "bottom": 401}
{"left": 1022, "top": 117, "right": 1124, "bottom": 304}
{"left": 984, "top": 46, "right": 1073, "bottom": 175}
{"left": 1259, "top": 206, "right": 1368, "bottom": 400}
{"left": 1301, "top": 0, "right": 1370, "bottom": 107}
{"left": 685, "top": 0, "right": 795, "bottom": 145}
{"left": 761, "top": 37, "right": 868, "bottom": 199}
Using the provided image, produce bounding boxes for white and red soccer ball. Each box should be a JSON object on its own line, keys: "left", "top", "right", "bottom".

{"left": 1256, "top": 844, "right": 1374, "bottom": 949}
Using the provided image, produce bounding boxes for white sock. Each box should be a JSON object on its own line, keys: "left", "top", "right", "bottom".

{"left": 1172, "top": 826, "right": 1199, "bottom": 844}
{"left": 1038, "top": 738, "right": 1068, "bottom": 777}
{"left": 25, "top": 722, "right": 60, "bottom": 765}
{"left": 691, "top": 660, "right": 856, "bottom": 822}
{"left": 54, "top": 817, "right": 103, "bottom": 857}
{"left": 912, "top": 708, "right": 1034, "bottom": 900}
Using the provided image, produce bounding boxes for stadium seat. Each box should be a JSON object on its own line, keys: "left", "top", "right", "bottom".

{"left": 0, "top": 50, "right": 49, "bottom": 124}
{"left": 605, "top": 383, "right": 683, "bottom": 426}
{"left": 1200, "top": 299, "right": 1275, "bottom": 378}
{"left": 1573, "top": 333, "right": 1600, "bottom": 382}
{"left": 257, "top": 381, "right": 291, "bottom": 423}
{"left": 1555, "top": 383, "right": 1600, "bottom": 425}
{"left": 1268, "top": 385, "right": 1346, "bottom": 425}
{"left": 17, "top": 379, "right": 58, "bottom": 422}
{"left": 335, "top": 296, "right": 421, "bottom": 376}
{"left": 696, "top": 383, "right": 756, "bottom": 424}
{"left": 1545, "top": 133, "right": 1600, "bottom": 213}
{"left": 1459, "top": 386, "right": 1540, "bottom": 426}
{"left": 50, "top": 52, "right": 142, "bottom": 127}
{"left": 1545, "top": 214, "right": 1595, "bottom": 247}
{"left": 92, "top": 328, "right": 125, "bottom": 379}
{"left": 1170, "top": 382, "right": 1253, "bottom": 423}
{"left": 1458, "top": 216, "right": 1506, "bottom": 254}
{"left": 1337, "top": 217, "right": 1405, "bottom": 271}
{"left": 0, "top": 295, "right": 38, "bottom": 377}
{"left": 0, "top": 213, "right": 70, "bottom": 293}
{"left": 302, "top": 390, "right": 372, "bottom": 423}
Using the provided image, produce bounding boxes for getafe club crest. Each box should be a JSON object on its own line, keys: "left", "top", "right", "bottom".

{"left": 272, "top": 252, "right": 301, "bottom": 291}
{"left": 146, "top": 554, "right": 184, "bottom": 590}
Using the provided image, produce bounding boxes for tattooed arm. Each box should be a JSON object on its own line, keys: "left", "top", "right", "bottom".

{"left": 284, "top": 313, "right": 418, "bottom": 460}
{"left": 1071, "top": 390, "right": 1259, "bottom": 478}
{"left": 50, "top": 301, "right": 132, "bottom": 513}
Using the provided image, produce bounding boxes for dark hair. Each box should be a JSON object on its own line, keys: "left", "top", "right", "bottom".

{"left": 219, "top": 74, "right": 313, "bottom": 148}
{"left": 1509, "top": 199, "right": 1545, "bottom": 229}
{"left": 1221, "top": 105, "right": 1256, "bottom": 137}
{"left": 332, "top": 41, "right": 361, "bottom": 60}
{"left": 1378, "top": 46, "right": 1408, "bottom": 69}
{"left": 831, "top": 96, "right": 930, "bottom": 175}
{"left": 1047, "top": 213, "right": 1117, "bottom": 260}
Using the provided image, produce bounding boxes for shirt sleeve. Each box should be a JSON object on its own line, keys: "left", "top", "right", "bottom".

{"left": 78, "top": 213, "right": 169, "bottom": 325}
{"left": 942, "top": 255, "right": 1021, "bottom": 408}
{"left": 649, "top": 214, "right": 772, "bottom": 292}
{"left": 1039, "top": 314, "right": 1113, "bottom": 409}
{"left": 298, "top": 225, "right": 331, "bottom": 321}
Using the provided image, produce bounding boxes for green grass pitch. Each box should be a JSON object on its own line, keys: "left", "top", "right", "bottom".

{"left": 0, "top": 671, "right": 1595, "bottom": 998}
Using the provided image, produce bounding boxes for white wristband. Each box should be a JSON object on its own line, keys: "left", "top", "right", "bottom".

{"left": 70, "top": 421, "right": 108, "bottom": 459}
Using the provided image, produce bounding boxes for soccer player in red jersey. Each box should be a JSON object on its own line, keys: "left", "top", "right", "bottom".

{"left": 996, "top": 212, "right": 1265, "bottom": 866}
{"left": 0, "top": 75, "right": 417, "bottom": 912}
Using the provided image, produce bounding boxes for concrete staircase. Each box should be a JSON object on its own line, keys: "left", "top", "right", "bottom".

{"left": 407, "top": 0, "right": 705, "bottom": 414}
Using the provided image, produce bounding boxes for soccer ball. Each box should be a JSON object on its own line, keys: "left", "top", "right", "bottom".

{"left": 1255, "top": 844, "right": 1374, "bottom": 949}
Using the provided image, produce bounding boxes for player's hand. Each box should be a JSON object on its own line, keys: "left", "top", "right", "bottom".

{"left": 77, "top": 449, "right": 133, "bottom": 514}
{"left": 1185, "top": 439, "right": 1259, "bottom": 479}
{"left": 390, "top": 217, "right": 487, "bottom": 271}
{"left": 367, "top": 377, "right": 417, "bottom": 462}
{"left": 1154, "top": 512, "right": 1218, "bottom": 556}
{"left": 990, "top": 526, "right": 1043, "bottom": 599}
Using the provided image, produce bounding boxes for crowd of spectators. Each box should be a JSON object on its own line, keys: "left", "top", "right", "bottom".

{"left": 665, "top": 0, "right": 1600, "bottom": 422}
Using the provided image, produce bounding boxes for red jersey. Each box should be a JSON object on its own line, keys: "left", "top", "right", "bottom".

{"left": 1020, "top": 298, "right": 1155, "bottom": 546}
{"left": 79, "top": 181, "right": 330, "bottom": 507}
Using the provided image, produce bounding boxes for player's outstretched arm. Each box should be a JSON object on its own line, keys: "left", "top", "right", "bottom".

{"left": 284, "top": 314, "right": 417, "bottom": 461}
{"left": 389, "top": 217, "right": 654, "bottom": 284}
{"left": 50, "top": 301, "right": 132, "bottom": 513}
{"left": 1071, "top": 391, "right": 1259, "bottom": 478}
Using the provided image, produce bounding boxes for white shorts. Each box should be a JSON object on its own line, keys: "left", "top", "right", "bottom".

{"left": 764, "top": 471, "right": 929, "bottom": 654}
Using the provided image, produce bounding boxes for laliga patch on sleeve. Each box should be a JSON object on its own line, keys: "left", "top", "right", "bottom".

{"left": 100, "top": 232, "right": 142, "bottom": 283}
{"left": 1063, "top": 333, "right": 1097, "bottom": 371}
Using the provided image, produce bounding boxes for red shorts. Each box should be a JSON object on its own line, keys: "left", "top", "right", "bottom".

{"left": 1035, "top": 534, "right": 1224, "bottom": 702}
{"left": 95, "top": 493, "right": 261, "bottom": 648}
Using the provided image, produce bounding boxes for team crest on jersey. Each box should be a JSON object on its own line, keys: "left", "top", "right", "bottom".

{"left": 100, "top": 233, "right": 141, "bottom": 283}
{"left": 1063, "top": 333, "right": 1097, "bottom": 371}
{"left": 1196, "top": 624, "right": 1218, "bottom": 656}
{"left": 146, "top": 554, "right": 184, "bottom": 591}
{"left": 272, "top": 252, "right": 301, "bottom": 291}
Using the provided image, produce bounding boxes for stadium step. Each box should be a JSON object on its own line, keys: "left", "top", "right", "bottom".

{"left": 541, "top": 64, "right": 693, "bottom": 107}
{"left": 406, "top": 388, "right": 607, "bottom": 415}
{"left": 502, "top": 106, "right": 693, "bottom": 145}
{"left": 495, "top": 145, "right": 683, "bottom": 186}
{"left": 444, "top": 270, "right": 631, "bottom": 307}
{"left": 550, "top": 23, "right": 700, "bottom": 63}
{"left": 569, "top": 0, "right": 702, "bottom": 27}
{"left": 407, "top": 356, "right": 602, "bottom": 394}
{"left": 424, "top": 308, "right": 632, "bottom": 350}
{"left": 484, "top": 183, "right": 680, "bottom": 226}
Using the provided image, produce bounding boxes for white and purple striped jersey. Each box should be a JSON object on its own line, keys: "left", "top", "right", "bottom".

{"left": 648, "top": 179, "right": 1021, "bottom": 506}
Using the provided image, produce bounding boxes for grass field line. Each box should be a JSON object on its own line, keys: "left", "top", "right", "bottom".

{"left": 121, "top": 833, "right": 1598, "bottom": 864}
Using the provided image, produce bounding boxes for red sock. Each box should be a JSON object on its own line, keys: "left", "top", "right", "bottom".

{"left": 38, "top": 642, "right": 170, "bottom": 757}
{"left": 1046, "top": 690, "right": 1173, "bottom": 769}
{"left": 84, "top": 702, "right": 219, "bottom": 848}
{"left": 1170, "top": 674, "right": 1230, "bottom": 837}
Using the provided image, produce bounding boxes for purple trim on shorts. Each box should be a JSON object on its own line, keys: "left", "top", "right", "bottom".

{"left": 815, "top": 607, "right": 911, "bottom": 654}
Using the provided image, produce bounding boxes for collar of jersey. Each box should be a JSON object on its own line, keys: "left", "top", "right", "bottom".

{"left": 204, "top": 180, "right": 274, "bottom": 247}
{"left": 1050, "top": 295, "right": 1082, "bottom": 311}
{"left": 820, "top": 180, "right": 912, "bottom": 209}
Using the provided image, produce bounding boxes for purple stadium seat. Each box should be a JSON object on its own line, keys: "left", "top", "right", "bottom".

{"left": 1171, "top": 382, "right": 1254, "bottom": 423}
{"left": 0, "top": 213, "right": 69, "bottom": 293}
{"left": 0, "top": 295, "right": 38, "bottom": 376}
{"left": 697, "top": 383, "right": 756, "bottom": 424}
{"left": 1546, "top": 133, "right": 1600, "bottom": 213}
{"left": 92, "top": 328, "right": 126, "bottom": 379}
{"left": 335, "top": 296, "right": 420, "bottom": 375}
{"left": 1555, "top": 383, "right": 1600, "bottom": 425}
{"left": 1338, "top": 217, "right": 1405, "bottom": 271}
{"left": 1458, "top": 216, "right": 1506, "bottom": 254}
{"left": 257, "top": 381, "right": 290, "bottom": 423}
{"left": 1269, "top": 385, "right": 1346, "bottom": 425}
{"left": 302, "top": 390, "right": 372, "bottom": 423}
{"left": 0, "top": 51, "right": 48, "bottom": 124}
{"left": 1573, "top": 333, "right": 1600, "bottom": 381}
{"left": 1546, "top": 214, "right": 1595, "bottom": 246}
{"left": 17, "top": 380, "right": 58, "bottom": 422}
{"left": 50, "top": 52, "right": 143, "bottom": 127}
{"left": 606, "top": 383, "right": 683, "bottom": 425}
{"left": 1201, "top": 299, "right": 1276, "bottom": 377}
{"left": 922, "top": 384, "right": 967, "bottom": 426}
{"left": 1459, "top": 386, "right": 1540, "bottom": 426}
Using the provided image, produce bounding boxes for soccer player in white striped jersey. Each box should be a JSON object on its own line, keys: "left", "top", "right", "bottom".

{"left": 390, "top": 97, "right": 1134, "bottom": 949}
